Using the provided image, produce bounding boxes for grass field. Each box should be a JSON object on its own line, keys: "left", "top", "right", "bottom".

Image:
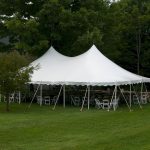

{"left": 0, "top": 103, "right": 150, "bottom": 150}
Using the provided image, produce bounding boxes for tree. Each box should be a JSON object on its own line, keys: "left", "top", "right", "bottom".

{"left": 58, "top": 0, "right": 108, "bottom": 56}
{"left": 0, "top": 0, "right": 150, "bottom": 77}
{"left": 105, "top": 0, "right": 150, "bottom": 76}
{"left": 0, "top": 0, "right": 47, "bottom": 55}
{"left": 5, "top": 17, "right": 49, "bottom": 56}
{"left": 0, "top": 51, "right": 34, "bottom": 111}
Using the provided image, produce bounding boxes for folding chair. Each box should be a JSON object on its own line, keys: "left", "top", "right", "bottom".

{"left": 82, "top": 97, "right": 88, "bottom": 106}
{"left": 51, "top": 96, "right": 57, "bottom": 105}
{"left": 9, "top": 93, "right": 15, "bottom": 103}
{"left": 110, "top": 97, "right": 119, "bottom": 110}
{"left": 44, "top": 96, "right": 51, "bottom": 105}
{"left": 71, "top": 95, "right": 80, "bottom": 106}
{"left": 95, "top": 98, "right": 103, "bottom": 109}
{"left": 102, "top": 99, "right": 110, "bottom": 110}
{"left": 140, "top": 94, "right": 147, "bottom": 104}
{"left": 37, "top": 96, "right": 42, "bottom": 105}
{"left": 133, "top": 95, "right": 139, "bottom": 104}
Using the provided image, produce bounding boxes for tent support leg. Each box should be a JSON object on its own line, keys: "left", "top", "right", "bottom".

{"left": 129, "top": 84, "right": 132, "bottom": 108}
{"left": 140, "top": 82, "right": 143, "bottom": 102}
{"left": 63, "top": 85, "right": 65, "bottom": 108}
{"left": 108, "top": 86, "right": 116, "bottom": 111}
{"left": 114, "top": 85, "right": 117, "bottom": 111}
{"left": 144, "top": 83, "right": 148, "bottom": 102}
{"left": 19, "top": 91, "right": 21, "bottom": 104}
{"left": 25, "top": 84, "right": 41, "bottom": 112}
{"left": 118, "top": 86, "right": 132, "bottom": 112}
{"left": 52, "top": 85, "right": 63, "bottom": 110}
{"left": 132, "top": 84, "right": 142, "bottom": 109}
{"left": 40, "top": 84, "right": 43, "bottom": 106}
{"left": 0, "top": 86, "right": 1, "bottom": 102}
{"left": 88, "top": 86, "right": 90, "bottom": 110}
{"left": 80, "top": 86, "right": 88, "bottom": 112}
{"left": 144, "top": 83, "right": 148, "bottom": 94}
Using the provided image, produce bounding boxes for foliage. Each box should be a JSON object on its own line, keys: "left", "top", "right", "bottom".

{"left": 107, "top": 0, "right": 150, "bottom": 76}
{"left": 0, "top": 0, "right": 150, "bottom": 76}
{"left": 0, "top": 51, "right": 34, "bottom": 111}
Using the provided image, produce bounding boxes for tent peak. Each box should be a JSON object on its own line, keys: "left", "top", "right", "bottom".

{"left": 48, "top": 44, "right": 100, "bottom": 58}
{"left": 88, "top": 44, "right": 102, "bottom": 54}
{"left": 89, "top": 44, "right": 100, "bottom": 52}
{"left": 49, "top": 45, "right": 55, "bottom": 51}
{"left": 30, "top": 44, "right": 150, "bottom": 86}
{"left": 91, "top": 44, "right": 97, "bottom": 49}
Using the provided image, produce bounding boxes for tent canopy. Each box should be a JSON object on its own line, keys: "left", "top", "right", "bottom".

{"left": 30, "top": 45, "right": 150, "bottom": 86}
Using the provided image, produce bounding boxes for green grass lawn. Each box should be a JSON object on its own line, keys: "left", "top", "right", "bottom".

{"left": 0, "top": 103, "right": 150, "bottom": 150}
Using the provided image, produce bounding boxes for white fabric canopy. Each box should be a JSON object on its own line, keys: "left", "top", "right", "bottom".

{"left": 30, "top": 45, "right": 150, "bottom": 86}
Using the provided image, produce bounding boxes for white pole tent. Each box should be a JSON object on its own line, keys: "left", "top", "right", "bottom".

{"left": 28, "top": 45, "right": 150, "bottom": 110}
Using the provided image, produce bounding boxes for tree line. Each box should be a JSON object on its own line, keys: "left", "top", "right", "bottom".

{"left": 0, "top": 0, "right": 150, "bottom": 77}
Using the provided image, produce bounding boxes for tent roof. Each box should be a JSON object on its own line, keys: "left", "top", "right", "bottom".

{"left": 30, "top": 45, "right": 150, "bottom": 86}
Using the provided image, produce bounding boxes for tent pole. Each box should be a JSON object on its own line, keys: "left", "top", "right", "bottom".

{"left": 0, "top": 85, "right": 1, "bottom": 102}
{"left": 108, "top": 86, "right": 116, "bottom": 111}
{"left": 88, "top": 85, "right": 90, "bottom": 110}
{"left": 144, "top": 83, "right": 148, "bottom": 94}
{"left": 18, "top": 91, "right": 21, "bottom": 104}
{"left": 144, "top": 83, "right": 149, "bottom": 102}
{"left": 144, "top": 83, "right": 148, "bottom": 93}
{"left": 129, "top": 84, "right": 132, "bottom": 108}
{"left": 118, "top": 86, "right": 132, "bottom": 112}
{"left": 40, "top": 84, "right": 43, "bottom": 106}
{"left": 80, "top": 86, "right": 88, "bottom": 112}
{"left": 132, "top": 84, "right": 142, "bottom": 109}
{"left": 140, "top": 82, "right": 143, "bottom": 102}
{"left": 63, "top": 85, "right": 65, "bottom": 108}
{"left": 52, "top": 85, "right": 63, "bottom": 110}
{"left": 114, "top": 85, "right": 117, "bottom": 111}
{"left": 25, "top": 84, "right": 41, "bottom": 111}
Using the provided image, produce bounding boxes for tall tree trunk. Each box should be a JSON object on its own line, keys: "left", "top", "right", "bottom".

{"left": 136, "top": 27, "right": 141, "bottom": 75}
{"left": 6, "top": 93, "right": 10, "bottom": 112}
{"left": 137, "top": 0, "right": 142, "bottom": 75}
{"left": 138, "top": 27, "right": 141, "bottom": 74}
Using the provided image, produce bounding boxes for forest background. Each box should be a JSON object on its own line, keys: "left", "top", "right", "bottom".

{"left": 0, "top": 0, "right": 150, "bottom": 77}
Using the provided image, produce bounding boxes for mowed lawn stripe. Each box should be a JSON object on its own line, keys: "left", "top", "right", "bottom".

{"left": 0, "top": 103, "right": 150, "bottom": 150}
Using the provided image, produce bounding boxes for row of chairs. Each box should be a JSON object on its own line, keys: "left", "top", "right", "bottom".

{"left": 70, "top": 95, "right": 118, "bottom": 110}
{"left": 133, "top": 94, "right": 148, "bottom": 104}
{"left": 0, "top": 93, "right": 21, "bottom": 103}
{"left": 95, "top": 94, "right": 149, "bottom": 110}
{"left": 70, "top": 95, "right": 95, "bottom": 106}
{"left": 37, "top": 96, "right": 57, "bottom": 105}
{"left": 95, "top": 98, "right": 119, "bottom": 110}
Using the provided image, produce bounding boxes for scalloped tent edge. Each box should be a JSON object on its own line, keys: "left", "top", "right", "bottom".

{"left": 29, "top": 45, "right": 150, "bottom": 86}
